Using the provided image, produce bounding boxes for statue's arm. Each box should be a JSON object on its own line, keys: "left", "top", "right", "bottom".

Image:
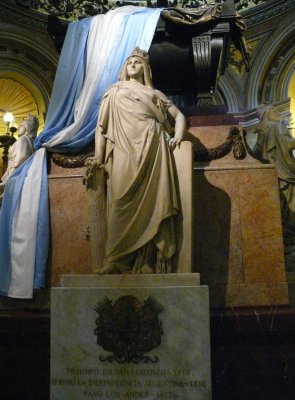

{"left": 95, "top": 126, "right": 106, "bottom": 165}
{"left": 156, "top": 90, "right": 186, "bottom": 151}
{"left": 251, "top": 128, "right": 265, "bottom": 159}
{"left": 168, "top": 104, "right": 187, "bottom": 150}
{"left": 84, "top": 125, "right": 106, "bottom": 187}
{"left": 93, "top": 94, "right": 110, "bottom": 165}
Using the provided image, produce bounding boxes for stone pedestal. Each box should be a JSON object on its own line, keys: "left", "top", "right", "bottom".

{"left": 51, "top": 274, "right": 211, "bottom": 400}
{"left": 48, "top": 164, "right": 92, "bottom": 285}
{"left": 189, "top": 125, "right": 289, "bottom": 307}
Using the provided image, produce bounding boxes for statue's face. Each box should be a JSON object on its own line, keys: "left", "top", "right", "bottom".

{"left": 18, "top": 120, "right": 27, "bottom": 137}
{"left": 126, "top": 57, "right": 144, "bottom": 80}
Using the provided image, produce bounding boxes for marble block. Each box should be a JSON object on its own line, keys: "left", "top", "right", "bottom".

{"left": 189, "top": 126, "right": 289, "bottom": 307}
{"left": 51, "top": 274, "right": 211, "bottom": 400}
{"left": 48, "top": 164, "right": 93, "bottom": 286}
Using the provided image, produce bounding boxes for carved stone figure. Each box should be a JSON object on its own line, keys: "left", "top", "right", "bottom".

{"left": 251, "top": 105, "right": 295, "bottom": 271}
{"left": 85, "top": 47, "right": 186, "bottom": 274}
{"left": 0, "top": 114, "right": 39, "bottom": 185}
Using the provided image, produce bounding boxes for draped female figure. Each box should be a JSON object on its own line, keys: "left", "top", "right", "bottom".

{"left": 88, "top": 48, "right": 186, "bottom": 274}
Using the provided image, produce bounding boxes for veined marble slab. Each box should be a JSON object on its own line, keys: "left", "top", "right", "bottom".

{"left": 51, "top": 274, "right": 211, "bottom": 400}
{"left": 190, "top": 125, "right": 288, "bottom": 307}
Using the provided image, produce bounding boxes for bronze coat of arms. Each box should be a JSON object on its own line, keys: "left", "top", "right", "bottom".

{"left": 94, "top": 295, "right": 164, "bottom": 363}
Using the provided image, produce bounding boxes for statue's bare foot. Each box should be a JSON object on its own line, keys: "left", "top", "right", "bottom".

{"left": 136, "top": 264, "right": 154, "bottom": 274}
{"left": 95, "top": 263, "right": 119, "bottom": 274}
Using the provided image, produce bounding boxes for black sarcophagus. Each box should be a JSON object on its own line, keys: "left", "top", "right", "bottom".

{"left": 149, "top": 1, "right": 248, "bottom": 106}
{"left": 48, "top": 0, "right": 248, "bottom": 107}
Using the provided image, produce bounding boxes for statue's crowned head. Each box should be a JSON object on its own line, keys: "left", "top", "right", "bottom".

{"left": 18, "top": 114, "right": 39, "bottom": 138}
{"left": 26, "top": 114, "right": 39, "bottom": 138}
{"left": 118, "top": 47, "right": 153, "bottom": 88}
{"left": 257, "top": 104, "right": 280, "bottom": 122}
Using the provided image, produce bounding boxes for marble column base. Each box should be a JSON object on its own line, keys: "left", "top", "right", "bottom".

{"left": 51, "top": 274, "right": 211, "bottom": 400}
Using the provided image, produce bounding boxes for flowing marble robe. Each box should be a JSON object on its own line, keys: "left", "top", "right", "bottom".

{"left": 97, "top": 80, "right": 179, "bottom": 273}
{"left": 1, "top": 135, "right": 34, "bottom": 183}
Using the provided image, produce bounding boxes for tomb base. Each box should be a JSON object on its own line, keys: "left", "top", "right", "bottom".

{"left": 51, "top": 273, "right": 212, "bottom": 400}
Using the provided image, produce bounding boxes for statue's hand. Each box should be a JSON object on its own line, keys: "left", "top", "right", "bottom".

{"left": 168, "top": 137, "right": 182, "bottom": 151}
{"left": 85, "top": 156, "right": 103, "bottom": 168}
{"left": 83, "top": 157, "right": 103, "bottom": 186}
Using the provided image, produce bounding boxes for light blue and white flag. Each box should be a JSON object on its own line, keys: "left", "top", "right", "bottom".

{"left": 0, "top": 6, "right": 162, "bottom": 298}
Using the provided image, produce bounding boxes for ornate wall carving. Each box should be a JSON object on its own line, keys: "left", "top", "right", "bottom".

{"left": 216, "top": 0, "right": 295, "bottom": 115}
{"left": 9, "top": 0, "right": 283, "bottom": 21}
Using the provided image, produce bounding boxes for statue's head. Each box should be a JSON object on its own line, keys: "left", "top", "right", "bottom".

{"left": 19, "top": 114, "right": 39, "bottom": 138}
{"left": 257, "top": 104, "right": 280, "bottom": 122}
{"left": 118, "top": 47, "right": 153, "bottom": 88}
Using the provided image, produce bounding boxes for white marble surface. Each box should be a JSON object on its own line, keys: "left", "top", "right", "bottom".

{"left": 51, "top": 275, "right": 211, "bottom": 400}
{"left": 59, "top": 273, "right": 200, "bottom": 287}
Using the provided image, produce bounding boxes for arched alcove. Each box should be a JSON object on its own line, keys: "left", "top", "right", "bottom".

{"left": 288, "top": 72, "right": 295, "bottom": 136}
{"left": 288, "top": 72, "right": 295, "bottom": 109}
{"left": 215, "top": 71, "right": 245, "bottom": 113}
{"left": 245, "top": 14, "right": 295, "bottom": 109}
{"left": 0, "top": 12, "right": 58, "bottom": 172}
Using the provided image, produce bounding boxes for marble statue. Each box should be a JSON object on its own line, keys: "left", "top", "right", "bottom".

{"left": 85, "top": 47, "right": 186, "bottom": 274}
{"left": 0, "top": 114, "right": 39, "bottom": 185}
{"left": 252, "top": 105, "right": 295, "bottom": 271}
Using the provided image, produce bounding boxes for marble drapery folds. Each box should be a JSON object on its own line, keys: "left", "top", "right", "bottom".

{"left": 98, "top": 81, "right": 178, "bottom": 273}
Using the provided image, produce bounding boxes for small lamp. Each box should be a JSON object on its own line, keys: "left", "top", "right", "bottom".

{"left": 0, "top": 112, "right": 16, "bottom": 176}
{"left": 3, "top": 112, "right": 14, "bottom": 133}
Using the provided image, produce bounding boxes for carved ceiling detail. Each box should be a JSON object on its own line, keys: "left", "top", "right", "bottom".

{"left": 0, "top": 2, "right": 47, "bottom": 31}
{"left": 0, "top": 78, "right": 42, "bottom": 133}
{"left": 229, "top": 38, "right": 260, "bottom": 76}
{"left": 243, "top": 0, "right": 295, "bottom": 26}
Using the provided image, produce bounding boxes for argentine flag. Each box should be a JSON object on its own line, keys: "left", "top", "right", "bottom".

{"left": 0, "top": 6, "right": 161, "bottom": 298}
